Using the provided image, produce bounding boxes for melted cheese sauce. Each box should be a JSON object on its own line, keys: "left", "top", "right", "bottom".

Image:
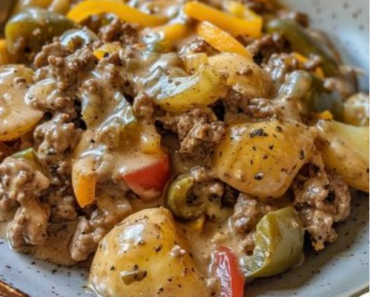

{"left": 0, "top": 209, "right": 14, "bottom": 239}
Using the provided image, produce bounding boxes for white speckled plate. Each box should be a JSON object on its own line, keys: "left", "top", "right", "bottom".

{"left": 0, "top": 0, "right": 369, "bottom": 297}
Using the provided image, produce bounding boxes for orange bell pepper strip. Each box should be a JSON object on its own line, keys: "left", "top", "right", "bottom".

{"left": 0, "top": 40, "right": 12, "bottom": 65}
{"left": 73, "top": 172, "right": 97, "bottom": 208}
{"left": 184, "top": 1, "right": 262, "bottom": 37}
{"left": 72, "top": 157, "right": 97, "bottom": 208}
{"left": 67, "top": 0, "right": 167, "bottom": 27}
{"left": 291, "top": 52, "right": 325, "bottom": 79}
{"left": 196, "top": 21, "right": 252, "bottom": 59}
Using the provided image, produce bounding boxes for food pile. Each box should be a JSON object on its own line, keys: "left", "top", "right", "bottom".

{"left": 0, "top": 0, "right": 368, "bottom": 296}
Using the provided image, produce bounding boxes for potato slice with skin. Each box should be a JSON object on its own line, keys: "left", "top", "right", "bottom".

{"left": 208, "top": 53, "right": 272, "bottom": 99}
{"left": 317, "top": 120, "right": 369, "bottom": 192}
{"left": 0, "top": 65, "right": 43, "bottom": 141}
{"left": 89, "top": 208, "right": 209, "bottom": 297}
{"left": 213, "top": 119, "right": 315, "bottom": 198}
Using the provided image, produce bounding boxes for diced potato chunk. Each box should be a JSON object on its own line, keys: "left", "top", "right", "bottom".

{"left": 208, "top": 53, "right": 272, "bottom": 99}
{"left": 0, "top": 65, "right": 43, "bottom": 141}
{"left": 317, "top": 120, "right": 369, "bottom": 192}
{"left": 89, "top": 208, "right": 209, "bottom": 297}
{"left": 213, "top": 119, "right": 315, "bottom": 198}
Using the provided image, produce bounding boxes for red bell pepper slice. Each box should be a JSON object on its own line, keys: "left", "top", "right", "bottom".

{"left": 211, "top": 246, "right": 245, "bottom": 297}
{"left": 122, "top": 154, "right": 170, "bottom": 201}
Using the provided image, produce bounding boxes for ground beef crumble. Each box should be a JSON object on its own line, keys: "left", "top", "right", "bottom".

{"left": 99, "top": 18, "right": 139, "bottom": 45}
{"left": 293, "top": 151, "right": 351, "bottom": 251}
{"left": 34, "top": 42, "right": 71, "bottom": 68}
{"left": 158, "top": 108, "right": 225, "bottom": 159}
{"left": 233, "top": 193, "right": 277, "bottom": 253}
{"left": 69, "top": 194, "right": 132, "bottom": 261}
{"left": 0, "top": 157, "right": 51, "bottom": 250}
{"left": 224, "top": 89, "right": 277, "bottom": 119}
{"left": 34, "top": 113, "right": 82, "bottom": 166}
{"left": 36, "top": 47, "right": 97, "bottom": 91}
{"left": 244, "top": 34, "right": 288, "bottom": 65}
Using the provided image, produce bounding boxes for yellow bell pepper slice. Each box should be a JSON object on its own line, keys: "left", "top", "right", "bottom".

{"left": 291, "top": 52, "right": 325, "bottom": 79}
{"left": 139, "top": 123, "right": 162, "bottom": 154}
{"left": 224, "top": 1, "right": 244, "bottom": 18}
{"left": 0, "top": 40, "right": 12, "bottom": 65}
{"left": 318, "top": 110, "right": 334, "bottom": 120}
{"left": 151, "top": 23, "right": 190, "bottom": 44}
{"left": 184, "top": 1, "right": 262, "bottom": 37}
{"left": 224, "top": 1, "right": 263, "bottom": 35}
{"left": 67, "top": 0, "right": 167, "bottom": 27}
{"left": 196, "top": 21, "right": 252, "bottom": 59}
{"left": 93, "top": 42, "right": 123, "bottom": 59}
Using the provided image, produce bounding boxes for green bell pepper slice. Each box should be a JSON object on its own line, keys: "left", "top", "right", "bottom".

{"left": 266, "top": 19, "right": 338, "bottom": 77}
{"left": 12, "top": 148, "right": 41, "bottom": 168}
{"left": 166, "top": 174, "right": 205, "bottom": 220}
{"left": 60, "top": 28, "right": 99, "bottom": 51}
{"left": 12, "top": 148, "right": 38, "bottom": 162}
{"left": 306, "top": 74, "right": 344, "bottom": 120}
{"left": 242, "top": 207, "right": 305, "bottom": 278}
{"left": 6, "top": 8, "right": 75, "bottom": 55}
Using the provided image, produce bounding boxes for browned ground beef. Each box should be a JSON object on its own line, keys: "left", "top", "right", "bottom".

{"left": 34, "top": 42, "right": 71, "bottom": 68}
{"left": 0, "top": 0, "right": 360, "bottom": 267}
{"left": 263, "top": 53, "right": 300, "bottom": 85}
{"left": 99, "top": 18, "right": 139, "bottom": 45}
{"left": 184, "top": 37, "right": 215, "bottom": 54}
{"left": 232, "top": 194, "right": 277, "bottom": 253}
{"left": 158, "top": 108, "right": 225, "bottom": 159}
{"left": 233, "top": 194, "right": 276, "bottom": 234}
{"left": 224, "top": 89, "right": 277, "bottom": 118}
{"left": 0, "top": 157, "right": 51, "bottom": 249}
{"left": 69, "top": 194, "right": 132, "bottom": 261}
{"left": 244, "top": 34, "right": 287, "bottom": 64}
{"left": 293, "top": 151, "right": 351, "bottom": 251}
{"left": 34, "top": 113, "right": 82, "bottom": 166}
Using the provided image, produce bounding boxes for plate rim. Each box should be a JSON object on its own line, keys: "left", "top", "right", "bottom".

{"left": 0, "top": 278, "right": 368, "bottom": 297}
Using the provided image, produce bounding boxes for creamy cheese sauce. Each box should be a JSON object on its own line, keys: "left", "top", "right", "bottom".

{"left": 0, "top": 207, "right": 77, "bottom": 265}
{"left": 0, "top": 209, "right": 14, "bottom": 239}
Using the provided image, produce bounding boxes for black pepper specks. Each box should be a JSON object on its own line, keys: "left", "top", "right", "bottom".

{"left": 275, "top": 126, "right": 283, "bottom": 132}
{"left": 254, "top": 172, "right": 265, "bottom": 180}
{"left": 250, "top": 128, "right": 269, "bottom": 138}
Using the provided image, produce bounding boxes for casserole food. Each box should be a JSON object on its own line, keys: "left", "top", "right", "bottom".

{"left": 0, "top": 0, "right": 368, "bottom": 296}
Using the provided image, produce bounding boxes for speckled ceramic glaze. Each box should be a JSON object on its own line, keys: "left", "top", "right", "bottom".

{"left": 0, "top": 1, "right": 368, "bottom": 297}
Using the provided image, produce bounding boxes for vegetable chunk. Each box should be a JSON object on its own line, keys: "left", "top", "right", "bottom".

{"left": 317, "top": 120, "right": 369, "bottom": 192}
{"left": 213, "top": 119, "right": 315, "bottom": 198}
{"left": 89, "top": 208, "right": 209, "bottom": 297}
{"left": 148, "top": 65, "right": 227, "bottom": 112}
{"left": 0, "top": 65, "right": 43, "bottom": 141}
{"left": 242, "top": 207, "right": 304, "bottom": 278}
